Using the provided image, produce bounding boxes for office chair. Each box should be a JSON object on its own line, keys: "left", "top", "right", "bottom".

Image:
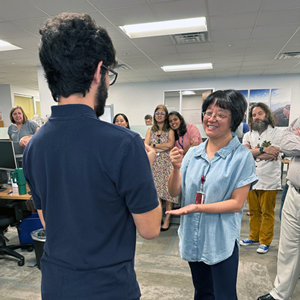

{"left": 0, "top": 203, "right": 33, "bottom": 266}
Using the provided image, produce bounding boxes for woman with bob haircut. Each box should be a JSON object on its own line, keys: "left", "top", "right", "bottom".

{"left": 168, "top": 111, "right": 202, "bottom": 156}
{"left": 145, "top": 104, "right": 179, "bottom": 231}
{"left": 8, "top": 105, "right": 40, "bottom": 147}
{"left": 167, "top": 90, "right": 258, "bottom": 300}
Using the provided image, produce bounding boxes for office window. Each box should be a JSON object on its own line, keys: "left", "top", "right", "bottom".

{"left": 14, "top": 95, "right": 34, "bottom": 119}
{"left": 35, "top": 101, "right": 41, "bottom": 117}
{"left": 164, "top": 89, "right": 213, "bottom": 125}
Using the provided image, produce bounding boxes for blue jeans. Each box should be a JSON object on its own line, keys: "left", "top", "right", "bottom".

{"left": 188, "top": 243, "right": 239, "bottom": 300}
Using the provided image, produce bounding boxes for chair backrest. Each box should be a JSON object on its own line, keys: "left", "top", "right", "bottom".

{"left": 0, "top": 215, "right": 15, "bottom": 231}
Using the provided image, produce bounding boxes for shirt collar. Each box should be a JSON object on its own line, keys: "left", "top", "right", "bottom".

{"left": 194, "top": 133, "right": 240, "bottom": 159}
{"left": 50, "top": 104, "right": 97, "bottom": 119}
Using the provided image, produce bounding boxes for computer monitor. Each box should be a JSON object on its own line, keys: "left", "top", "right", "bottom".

{"left": 13, "top": 141, "right": 25, "bottom": 157}
{"left": 0, "top": 140, "right": 17, "bottom": 171}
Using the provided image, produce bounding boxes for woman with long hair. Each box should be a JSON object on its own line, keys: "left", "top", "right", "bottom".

{"left": 168, "top": 111, "right": 202, "bottom": 156}
{"left": 113, "top": 113, "right": 130, "bottom": 129}
{"left": 145, "top": 104, "right": 179, "bottom": 231}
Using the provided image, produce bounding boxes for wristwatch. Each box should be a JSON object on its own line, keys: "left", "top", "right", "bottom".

{"left": 153, "top": 144, "right": 156, "bottom": 148}
{"left": 259, "top": 147, "right": 264, "bottom": 154}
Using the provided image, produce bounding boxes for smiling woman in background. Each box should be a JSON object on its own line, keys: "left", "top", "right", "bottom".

{"left": 145, "top": 104, "right": 179, "bottom": 231}
{"left": 8, "top": 105, "right": 40, "bottom": 147}
{"left": 168, "top": 111, "right": 202, "bottom": 156}
{"left": 113, "top": 113, "right": 130, "bottom": 129}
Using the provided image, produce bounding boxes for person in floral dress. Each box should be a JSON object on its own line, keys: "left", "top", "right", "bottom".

{"left": 145, "top": 104, "right": 180, "bottom": 231}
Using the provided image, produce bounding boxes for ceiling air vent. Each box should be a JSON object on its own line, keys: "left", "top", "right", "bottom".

{"left": 115, "top": 63, "right": 132, "bottom": 70}
{"left": 171, "top": 32, "right": 209, "bottom": 45}
{"left": 276, "top": 52, "right": 300, "bottom": 59}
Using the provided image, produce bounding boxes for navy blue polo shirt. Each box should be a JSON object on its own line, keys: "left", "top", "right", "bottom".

{"left": 23, "top": 104, "right": 158, "bottom": 300}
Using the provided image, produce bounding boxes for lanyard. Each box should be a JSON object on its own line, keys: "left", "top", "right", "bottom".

{"left": 178, "top": 136, "right": 184, "bottom": 149}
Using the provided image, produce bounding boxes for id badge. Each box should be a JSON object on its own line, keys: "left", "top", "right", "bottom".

{"left": 195, "top": 191, "right": 205, "bottom": 204}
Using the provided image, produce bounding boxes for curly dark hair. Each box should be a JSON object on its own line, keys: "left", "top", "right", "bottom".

{"left": 39, "top": 12, "right": 117, "bottom": 102}
{"left": 202, "top": 90, "right": 247, "bottom": 132}
{"left": 168, "top": 111, "right": 187, "bottom": 141}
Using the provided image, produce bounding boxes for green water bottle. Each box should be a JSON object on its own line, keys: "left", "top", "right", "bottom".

{"left": 12, "top": 167, "right": 27, "bottom": 195}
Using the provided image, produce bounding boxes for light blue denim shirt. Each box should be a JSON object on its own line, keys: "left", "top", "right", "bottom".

{"left": 179, "top": 135, "right": 257, "bottom": 265}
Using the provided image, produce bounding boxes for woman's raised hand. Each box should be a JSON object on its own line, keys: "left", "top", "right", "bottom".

{"left": 170, "top": 147, "right": 183, "bottom": 169}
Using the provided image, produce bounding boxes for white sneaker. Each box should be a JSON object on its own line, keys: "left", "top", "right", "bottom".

{"left": 257, "top": 244, "right": 269, "bottom": 254}
{"left": 240, "top": 238, "right": 259, "bottom": 246}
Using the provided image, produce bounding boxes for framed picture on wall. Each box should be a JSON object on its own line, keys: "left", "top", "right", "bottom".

{"left": 270, "top": 89, "right": 291, "bottom": 127}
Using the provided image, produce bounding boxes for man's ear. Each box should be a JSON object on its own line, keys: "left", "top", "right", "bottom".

{"left": 93, "top": 61, "right": 103, "bottom": 84}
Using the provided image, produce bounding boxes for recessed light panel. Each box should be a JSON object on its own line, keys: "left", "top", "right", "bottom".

{"left": 120, "top": 17, "right": 207, "bottom": 39}
{"left": 0, "top": 40, "right": 21, "bottom": 51}
{"left": 162, "top": 63, "right": 213, "bottom": 72}
{"left": 182, "top": 90, "right": 196, "bottom": 95}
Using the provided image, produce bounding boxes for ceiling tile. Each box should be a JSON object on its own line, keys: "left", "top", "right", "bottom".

{"left": 10, "top": 17, "right": 49, "bottom": 36}
{"left": 27, "top": 0, "right": 97, "bottom": 15}
{"left": 90, "top": 0, "right": 148, "bottom": 10}
{"left": 208, "top": 0, "right": 263, "bottom": 16}
{"left": 252, "top": 24, "right": 300, "bottom": 39}
{"left": 210, "top": 28, "right": 253, "bottom": 41}
{"left": 0, "top": 21, "right": 30, "bottom": 39}
{"left": 151, "top": 0, "right": 207, "bottom": 20}
{"left": 263, "top": 0, "right": 300, "bottom": 10}
{"left": 0, "top": 0, "right": 47, "bottom": 21}
{"left": 99, "top": 5, "right": 156, "bottom": 26}
{"left": 175, "top": 43, "right": 212, "bottom": 53}
{"left": 257, "top": 9, "right": 300, "bottom": 26}
{"left": 209, "top": 12, "right": 258, "bottom": 30}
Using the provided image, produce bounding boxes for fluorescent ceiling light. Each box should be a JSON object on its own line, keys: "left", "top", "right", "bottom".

{"left": 182, "top": 90, "right": 196, "bottom": 95}
{"left": 0, "top": 40, "right": 21, "bottom": 51}
{"left": 120, "top": 17, "right": 207, "bottom": 39}
{"left": 162, "top": 63, "right": 213, "bottom": 72}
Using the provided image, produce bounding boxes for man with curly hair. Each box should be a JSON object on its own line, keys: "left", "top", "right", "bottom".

{"left": 23, "top": 12, "right": 161, "bottom": 300}
{"left": 240, "top": 103, "right": 283, "bottom": 254}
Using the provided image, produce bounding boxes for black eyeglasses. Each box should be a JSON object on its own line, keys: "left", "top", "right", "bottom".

{"left": 102, "top": 65, "right": 118, "bottom": 86}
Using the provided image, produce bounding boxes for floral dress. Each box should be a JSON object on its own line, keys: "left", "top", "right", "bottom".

{"left": 151, "top": 130, "right": 180, "bottom": 204}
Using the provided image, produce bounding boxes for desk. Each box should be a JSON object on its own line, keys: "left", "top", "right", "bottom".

{"left": 0, "top": 186, "right": 31, "bottom": 201}
{"left": 0, "top": 185, "right": 34, "bottom": 266}
{"left": 0, "top": 186, "right": 32, "bottom": 221}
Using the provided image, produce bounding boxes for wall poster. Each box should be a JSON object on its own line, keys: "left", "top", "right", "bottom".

{"left": 238, "top": 88, "right": 291, "bottom": 127}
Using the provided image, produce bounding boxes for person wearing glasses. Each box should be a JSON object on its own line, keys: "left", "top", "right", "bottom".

{"left": 22, "top": 13, "right": 161, "bottom": 300}
{"left": 113, "top": 113, "right": 130, "bottom": 129}
{"left": 168, "top": 111, "right": 202, "bottom": 156}
{"left": 145, "top": 104, "right": 179, "bottom": 231}
{"left": 167, "top": 90, "right": 257, "bottom": 300}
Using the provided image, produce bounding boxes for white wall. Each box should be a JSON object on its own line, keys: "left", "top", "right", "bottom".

{"left": 37, "top": 68, "right": 300, "bottom": 126}
{"left": 107, "top": 74, "right": 300, "bottom": 125}
{"left": 0, "top": 84, "right": 13, "bottom": 126}
{"left": 37, "top": 66, "right": 55, "bottom": 119}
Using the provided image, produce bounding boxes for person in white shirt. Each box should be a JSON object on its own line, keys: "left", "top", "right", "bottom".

{"left": 240, "top": 103, "right": 283, "bottom": 254}
{"left": 257, "top": 116, "right": 300, "bottom": 300}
